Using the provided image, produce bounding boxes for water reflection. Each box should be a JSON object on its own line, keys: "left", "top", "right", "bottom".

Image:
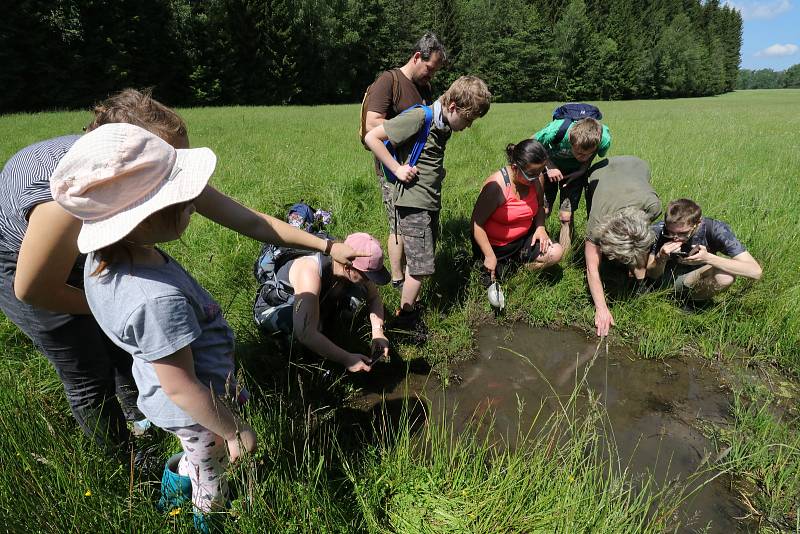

{"left": 353, "top": 324, "right": 754, "bottom": 532}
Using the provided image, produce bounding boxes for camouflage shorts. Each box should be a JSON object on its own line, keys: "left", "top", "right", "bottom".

{"left": 375, "top": 158, "right": 397, "bottom": 233}
{"left": 397, "top": 208, "right": 439, "bottom": 276}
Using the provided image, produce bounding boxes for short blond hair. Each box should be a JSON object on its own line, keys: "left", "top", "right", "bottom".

{"left": 440, "top": 76, "right": 491, "bottom": 121}
{"left": 569, "top": 118, "right": 602, "bottom": 151}
{"left": 593, "top": 207, "right": 655, "bottom": 267}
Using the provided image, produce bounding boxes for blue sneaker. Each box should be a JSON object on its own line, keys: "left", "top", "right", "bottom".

{"left": 131, "top": 418, "right": 152, "bottom": 437}
{"left": 157, "top": 453, "right": 192, "bottom": 511}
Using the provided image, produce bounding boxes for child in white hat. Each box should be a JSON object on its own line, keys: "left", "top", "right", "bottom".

{"left": 50, "top": 122, "right": 251, "bottom": 533}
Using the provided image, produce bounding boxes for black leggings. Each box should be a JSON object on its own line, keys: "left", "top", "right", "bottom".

{"left": 472, "top": 227, "right": 542, "bottom": 286}
{"left": 0, "top": 252, "right": 141, "bottom": 455}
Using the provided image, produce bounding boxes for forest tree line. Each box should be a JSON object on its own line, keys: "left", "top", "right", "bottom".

{"left": 2, "top": 0, "right": 742, "bottom": 113}
{"left": 737, "top": 64, "right": 800, "bottom": 89}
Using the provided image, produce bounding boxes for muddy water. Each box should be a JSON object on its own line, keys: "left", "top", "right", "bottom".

{"left": 354, "top": 324, "right": 754, "bottom": 533}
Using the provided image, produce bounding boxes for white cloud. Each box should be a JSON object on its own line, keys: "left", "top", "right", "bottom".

{"left": 755, "top": 43, "right": 800, "bottom": 56}
{"left": 724, "top": 0, "right": 792, "bottom": 20}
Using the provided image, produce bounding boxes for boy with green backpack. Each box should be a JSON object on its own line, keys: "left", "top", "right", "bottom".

{"left": 364, "top": 75, "right": 491, "bottom": 339}
{"left": 534, "top": 103, "right": 612, "bottom": 252}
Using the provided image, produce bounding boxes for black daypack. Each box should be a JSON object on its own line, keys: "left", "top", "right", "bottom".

{"left": 252, "top": 230, "right": 335, "bottom": 334}
{"left": 252, "top": 202, "right": 333, "bottom": 334}
{"left": 552, "top": 103, "right": 603, "bottom": 144}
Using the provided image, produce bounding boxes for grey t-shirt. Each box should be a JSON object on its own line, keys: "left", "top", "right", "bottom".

{"left": 586, "top": 156, "right": 662, "bottom": 242}
{"left": 84, "top": 250, "right": 237, "bottom": 428}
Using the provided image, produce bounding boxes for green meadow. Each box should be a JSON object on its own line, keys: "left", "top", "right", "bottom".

{"left": 1, "top": 89, "right": 798, "bottom": 532}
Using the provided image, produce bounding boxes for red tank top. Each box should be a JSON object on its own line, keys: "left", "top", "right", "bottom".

{"left": 484, "top": 167, "right": 539, "bottom": 247}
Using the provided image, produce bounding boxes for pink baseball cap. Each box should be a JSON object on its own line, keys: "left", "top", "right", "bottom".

{"left": 50, "top": 123, "right": 217, "bottom": 253}
{"left": 344, "top": 232, "right": 391, "bottom": 285}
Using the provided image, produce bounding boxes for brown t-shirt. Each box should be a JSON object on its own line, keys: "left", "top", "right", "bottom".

{"left": 367, "top": 69, "right": 433, "bottom": 120}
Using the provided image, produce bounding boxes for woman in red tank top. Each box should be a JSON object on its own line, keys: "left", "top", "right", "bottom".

{"left": 472, "top": 139, "right": 564, "bottom": 282}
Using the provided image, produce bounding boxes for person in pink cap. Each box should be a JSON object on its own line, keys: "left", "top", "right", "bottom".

{"left": 264, "top": 231, "right": 391, "bottom": 373}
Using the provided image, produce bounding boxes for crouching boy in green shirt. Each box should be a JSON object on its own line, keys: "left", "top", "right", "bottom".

{"left": 364, "top": 76, "right": 491, "bottom": 339}
{"left": 534, "top": 116, "right": 612, "bottom": 252}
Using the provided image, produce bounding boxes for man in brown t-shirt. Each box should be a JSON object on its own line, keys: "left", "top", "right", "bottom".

{"left": 364, "top": 31, "right": 447, "bottom": 288}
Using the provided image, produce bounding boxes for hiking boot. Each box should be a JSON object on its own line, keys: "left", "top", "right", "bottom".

{"left": 157, "top": 453, "right": 192, "bottom": 512}
{"left": 133, "top": 443, "right": 164, "bottom": 482}
{"left": 389, "top": 308, "right": 428, "bottom": 345}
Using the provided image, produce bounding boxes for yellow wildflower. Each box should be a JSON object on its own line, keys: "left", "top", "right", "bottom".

{"left": 84, "top": 490, "right": 92, "bottom": 497}
{"left": 169, "top": 508, "right": 182, "bottom": 516}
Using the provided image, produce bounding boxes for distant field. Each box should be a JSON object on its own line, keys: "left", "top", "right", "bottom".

{"left": 1, "top": 90, "right": 798, "bottom": 531}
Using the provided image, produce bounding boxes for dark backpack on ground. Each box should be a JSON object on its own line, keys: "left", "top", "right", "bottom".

{"left": 252, "top": 202, "right": 333, "bottom": 334}
{"left": 382, "top": 104, "right": 433, "bottom": 184}
{"left": 551, "top": 103, "right": 603, "bottom": 145}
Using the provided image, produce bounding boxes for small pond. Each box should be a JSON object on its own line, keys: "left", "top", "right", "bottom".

{"left": 353, "top": 324, "right": 754, "bottom": 532}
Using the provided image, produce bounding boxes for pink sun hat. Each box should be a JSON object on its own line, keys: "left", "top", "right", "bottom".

{"left": 50, "top": 123, "right": 217, "bottom": 253}
{"left": 344, "top": 232, "right": 391, "bottom": 285}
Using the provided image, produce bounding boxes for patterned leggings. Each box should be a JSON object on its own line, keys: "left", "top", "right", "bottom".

{"left": 169, "top": 424, "right": 229, "bottom": 513}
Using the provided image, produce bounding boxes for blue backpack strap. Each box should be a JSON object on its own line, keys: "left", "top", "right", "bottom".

{"left": 552, "top": 118, "right": 572, "bottom": 145}
{"left": 382, "top": 104, "right": 432, "bottom": 184}
{"left": 407, "top": 105, "right": 432, "bottom": 167}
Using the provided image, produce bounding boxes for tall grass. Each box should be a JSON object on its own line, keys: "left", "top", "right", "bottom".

{"left": 2, "top": 91, "right": 798, "bottom": 370}
{"left": 1, "top": 90, "right": 799, "bottom": 531}
{"left": 714, "top": 383, "right": 800, "bottom": 531}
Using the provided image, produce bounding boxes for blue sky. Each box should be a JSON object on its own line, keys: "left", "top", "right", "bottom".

{"left": 724, "top": 0, "right": 800, "bottom": 70}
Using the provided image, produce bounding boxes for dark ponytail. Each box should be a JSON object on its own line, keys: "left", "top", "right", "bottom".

{"left": 505, "top": 143, "right": 516, "bottom": 162}
{"left": 506, "top": 139, "right": 547, "bottom": 167}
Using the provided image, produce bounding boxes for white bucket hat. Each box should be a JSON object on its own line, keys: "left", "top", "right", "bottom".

{"left": 50, "top": 122, "right": 217, "bottom": 253}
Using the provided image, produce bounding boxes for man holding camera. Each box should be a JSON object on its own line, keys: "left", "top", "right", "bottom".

{"left": 646, "top": 198, "right": 762, "bottom": 300}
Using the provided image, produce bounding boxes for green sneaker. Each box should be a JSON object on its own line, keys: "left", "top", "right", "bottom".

{"left": 194, "top": 510, "right": 226, "bottom": 534}
{"left": 157, "top": 453, "right": 191, "bottom": 512}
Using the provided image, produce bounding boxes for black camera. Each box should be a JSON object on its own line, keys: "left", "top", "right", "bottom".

{"left": 368, "top": 344, "right": 385, "bottom": 366}
{"left": 669, "top": 243, "right": 699, "bottom": 259}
